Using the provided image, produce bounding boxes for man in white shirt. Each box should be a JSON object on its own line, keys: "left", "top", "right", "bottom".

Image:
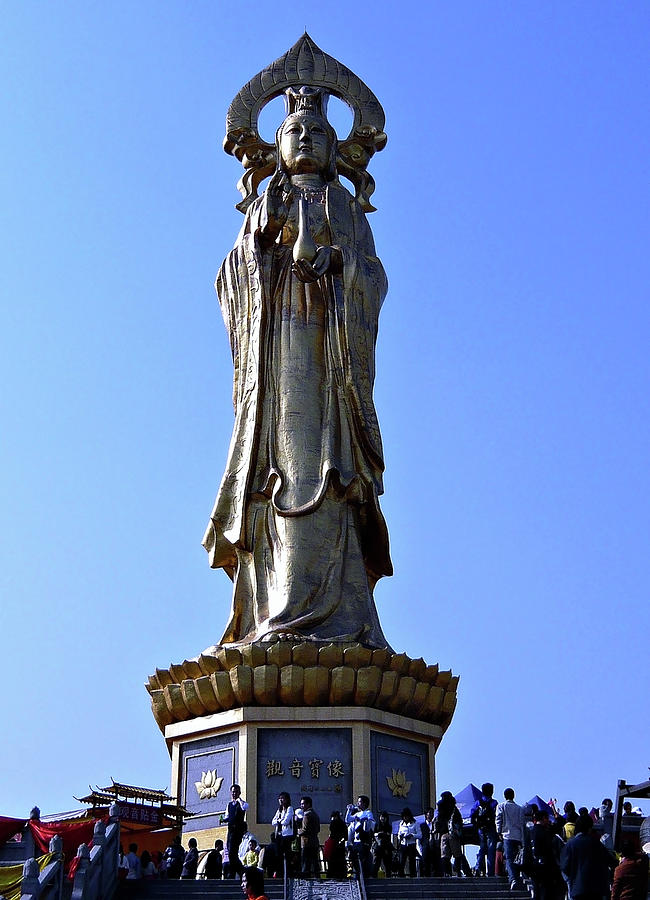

{"left": 223, "top": 784, "right": 249, "bottom": 878}
{"left": 345, "top": 795, "right": 375, "bottom": 878}
{"left": 496, "top": 787, "right": 526, "bottom": 889}
{"left": 125, "top": 843, "right": 142, "bottom": 880}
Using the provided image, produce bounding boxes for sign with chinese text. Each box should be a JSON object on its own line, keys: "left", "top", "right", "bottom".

{"left": 115, "top": 802, "right": 162, "bottom": 827}
{"left": 257, "top": 727, "right": 352, "bottom": 823}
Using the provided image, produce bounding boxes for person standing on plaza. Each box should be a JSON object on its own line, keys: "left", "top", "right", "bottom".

{"left": 224, "top": 784, "right": 249, "bottom": 879}
{"left": 162, "top": 835, "right": 184, "bottom": 879}
{"left": 598, "top": 799, "right": 614, "bottom": 851}
{"left": 244, "top": 839, "right": 260, "bottom": 868}
{"left": 420, "top": 806, "right": 440, "bottom": 878}
{"left": 297, "top": 796, "right": 321, "bottom": 878}
{"left": 611, "top": 840, "right": 649, "bottom": 900}
{"left": 181, "top": 838, "right": 199, "bottom": 880}
{"left": 563, "top": 803, "right": 579, "bottom": 842}
{"left": 496, "top": 788, "right": 527, "bottom": 889}
{"left": 326, "top": 811, "right": 349, "bottom": 879}
{"left": 530, "top": 809, "right": 561, "bottom": 900}
{"left": 397, "top": 808, "right": 418, "bottom": 877}
{"left": 471, "top": 783, "right": 498, "bottom": 876}
{"left": 346, "top": 795, "right": 376, "bottom": 878}
{"left": 272, "top": 791, "right": 295, "bottom": 876}
{"left": 204, "top": 839, "right": 223, "bottom": 879}
{"left": 561, "top": 815, "right": 613, "bottom": 900}
{"left": 435, "top": 791, "right": 472, "bottom": 877}
{"left": 420, "top": 807, "right": 440, "bottom": 877}
{"left": 140, "top": 850, "right": 157, "bottom": 879}
{"left": 372, "top": 810, "right": 394, "bottom": 878}
{"left": 125, "top": 843, "right": 142, "bottom": 881}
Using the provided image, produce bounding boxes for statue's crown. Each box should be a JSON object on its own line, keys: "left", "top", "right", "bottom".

{"left": 284, "top": 86, "right": 329, "bottom": 119}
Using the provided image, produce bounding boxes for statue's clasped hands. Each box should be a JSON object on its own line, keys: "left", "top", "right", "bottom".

{"left": 292, "top": 245, "right": 341, "bottom": 282}
{"left": 263, "top": 170, "right": 342, "bottom": 280}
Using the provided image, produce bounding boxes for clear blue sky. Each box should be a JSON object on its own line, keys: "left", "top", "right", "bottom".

{"left": 2, "top": 1, "right": 649, "bottom": 819}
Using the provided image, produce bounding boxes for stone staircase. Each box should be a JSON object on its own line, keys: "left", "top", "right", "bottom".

{"left": 117, "top": 876, "right": 528, "bottom": 900}
{"left": 116, "top": 878, "right": 285, "bottom": 900}
{"left": 365, "top": 876, "right": 529, "bottom": 900}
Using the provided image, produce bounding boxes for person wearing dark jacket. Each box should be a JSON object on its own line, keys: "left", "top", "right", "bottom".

{"left": 163, "top": 836, "right": 185, "bottom": 879}
{"left": 372, "top": 811, "right": 393, "bottom": 878}
{"left": 611, "top": 842, "right": 649, "bottom": 900}
{"left": 420, "top": 808, "right": 441, "bottom": 877}
{"left": 204, "top": 839, "right": 223, "bottom": 879}
{"left": 181, "top": 838, "right": 199, "bottom": 880}
{"left": 224, "top": 784, "right": 249, "bottom": 878}
{"left": 560, "top": 816, "right": 613, "bottom": 900}
{"left": 326, "top": 811, "right": 348, "bottom": 879}
{"left": 435, "top": 791, "right": 472, "bottom": 877}
{"left": 530, "top": 810, "right": 561, "bottom": 900}
{"left": 297, "top": 796, "right": 321, "bottom": 878}
{"left": 470, "top": 783, "right": 498, "bottom": 876}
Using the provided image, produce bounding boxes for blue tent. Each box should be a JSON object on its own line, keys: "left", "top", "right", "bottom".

{"left": 390, "top": 784, "right": 482, "bottom": 834}
{"left": 526, "top": 795, "right": 555, "bottom": 820}
{"left": 455, "top": 784, "right": 484, "bottom": 823}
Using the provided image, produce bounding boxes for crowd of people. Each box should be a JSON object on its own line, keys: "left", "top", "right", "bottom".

{"left": 117, "top": 781, "right": 649, "bottom": 900}
{"left": 118, "top": 835, "right": 201, "bottom": 881}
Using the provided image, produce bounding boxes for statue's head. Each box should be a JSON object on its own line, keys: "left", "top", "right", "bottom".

{"left": 276, "top": 86, "right": 337, "bottom": 180}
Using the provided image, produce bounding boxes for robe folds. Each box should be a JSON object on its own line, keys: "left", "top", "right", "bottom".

{"left": 203, "top": 178, "right": 392, "bottom": 648}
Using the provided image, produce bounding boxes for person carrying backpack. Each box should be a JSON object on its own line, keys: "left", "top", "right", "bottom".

{"left": 470, "top": 783, "right": 498, "bottom": 876}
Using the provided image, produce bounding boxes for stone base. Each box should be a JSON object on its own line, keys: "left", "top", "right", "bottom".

{"left": 167, "top": 704, "right": 443, "bottom": 843}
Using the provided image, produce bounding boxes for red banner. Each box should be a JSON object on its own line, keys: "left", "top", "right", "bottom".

{"left": 29, "top": 818, "right": 105, "bottom": 874}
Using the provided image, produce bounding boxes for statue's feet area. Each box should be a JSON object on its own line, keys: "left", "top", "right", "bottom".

{"left": 259, "top": 631, "right": 306, "bottom": 642}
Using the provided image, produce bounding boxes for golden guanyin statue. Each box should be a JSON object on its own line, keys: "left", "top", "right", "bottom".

{"left": 203, "top": 35, "right": 393, "bottom": 649}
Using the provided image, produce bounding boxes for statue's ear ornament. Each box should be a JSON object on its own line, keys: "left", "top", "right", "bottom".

{"left": 224, "top": 33, "right": 387, "bottom": 213}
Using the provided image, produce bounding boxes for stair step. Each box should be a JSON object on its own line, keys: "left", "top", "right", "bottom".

{"left": 365, "top": 877, "right": 529, "bottom": 900}
{"left": 117, "top": 882, "right": 285, "bottom": 900}
{"left": 116, "top": 876, "right": 529, "bottom": 900}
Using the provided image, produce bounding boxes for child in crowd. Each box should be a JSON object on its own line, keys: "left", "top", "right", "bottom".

{"left": 244, "top": 839, "right": 260, "bottom": 867}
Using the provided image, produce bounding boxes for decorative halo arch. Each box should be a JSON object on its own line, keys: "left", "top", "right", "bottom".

{"left": 224, "top": 33, "right": 387, "bottom": 212}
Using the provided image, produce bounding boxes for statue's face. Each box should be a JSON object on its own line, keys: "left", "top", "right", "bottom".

{"left": 279, "top": 113, "right": 331, "bottom": 175}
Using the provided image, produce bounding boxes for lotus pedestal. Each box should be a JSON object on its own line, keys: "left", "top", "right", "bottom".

{"left": 147, "top": 642, "right": 458, "bottom": 844}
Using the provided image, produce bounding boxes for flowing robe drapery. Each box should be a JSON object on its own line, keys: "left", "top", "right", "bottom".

{"left": 203, "top": 179, "right": 392, "bottom": 648}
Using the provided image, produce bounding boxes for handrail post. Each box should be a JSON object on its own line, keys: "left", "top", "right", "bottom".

{"left": 71, "top": 843, "right": 91, "bottom": 900}
{"left": 21, "top": 859, "right": 41, "bottom": 897}
{"left": 283, "top": 850, "right": 288, "bottom": 900}
{"left": 358, "top": 860, "right": 367, "bottom": 900}
{"left": 49, "top": 836, "right": 64, "bottom": 900}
